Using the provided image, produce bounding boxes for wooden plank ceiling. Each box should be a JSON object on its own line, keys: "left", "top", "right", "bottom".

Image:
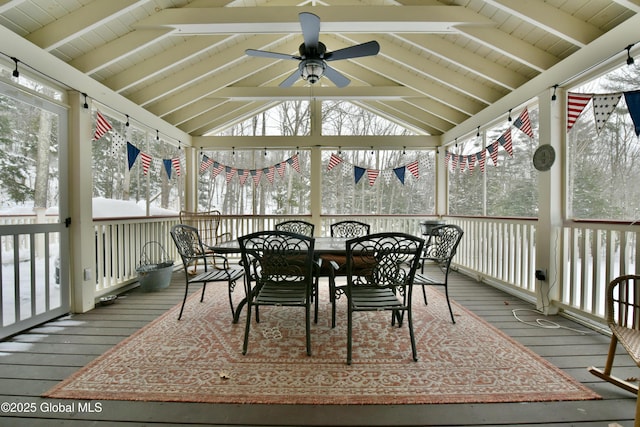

{"left": 1, "top": 0, "right": 639, "bottom": 139}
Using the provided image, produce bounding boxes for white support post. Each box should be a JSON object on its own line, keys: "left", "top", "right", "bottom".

{"left": 536, "top": 87, "right": 564, "bottom": 315}
{"left": 435, "top": 147, "right": 448, "bottom": 217}
{"left": 310, "top": 98, "right": 322, "bottom": 235}
{"left": 184, "top": 146, "right": 197, "bottom": 212}
{"left": 68, "top": 91, "right": 96, "bottom": 313}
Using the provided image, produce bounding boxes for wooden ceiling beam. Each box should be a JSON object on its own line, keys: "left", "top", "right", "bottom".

{"left": 392, "top": 33, "right": 528, "bottom": 91}
{"left": 456, "top": 26, "right": 560, "bottom": 72}
{"left": 341, "top": 34, "right": 506, "bottom": 105}
{"left": 146, "top": 40, "right": 302, "bottom": 119}
{"left": 485, "top": 0, "right": 603, "bottom": 47}
{"left": 69, "top": 29, "right": 173, "bottom": 74}
{"left": 136, "top": 6, "right": 493, "bottom": 34}
{"left": 101, "top": 35, "right": 228, "bottom": 93}
{"left": 211, "top": 86, "right": 418, "bottom": 100}
{"left": 129, "top": 34, "right": 286, "bottom": 108}
{"left": 26, "top": 0, "right": 145, "bottom": 51}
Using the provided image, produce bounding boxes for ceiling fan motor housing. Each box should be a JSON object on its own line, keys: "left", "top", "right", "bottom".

{"left": 300, "top": 41, "right": 327, "bottom": 59}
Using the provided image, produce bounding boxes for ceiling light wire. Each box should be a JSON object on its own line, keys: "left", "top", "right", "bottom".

{"left": 0, "top": 51, "right": 184, "bottom": 147}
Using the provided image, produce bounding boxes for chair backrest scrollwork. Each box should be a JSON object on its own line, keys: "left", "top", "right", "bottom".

{"left": 275, "top": 220, "right": 315, "bottom": 237}
{"left": 423, "top": 224, "right": 464, "bottom": 266}
{"left": 346, "top": 232, "right": 424, "bottom": 289}
{"left": 330, "top": 220, "right": 370, "bottom": 238}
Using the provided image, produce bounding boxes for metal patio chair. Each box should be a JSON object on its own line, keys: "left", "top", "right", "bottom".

{"left": 239, "top": 230, "right": 317, "bottom": 356}
{"left": 344, "top": 232, "right": 424, "bottom": 365}
{"left": 413, "top": 224, "right": 463, "bottom": 323}
{"left": 322, "top": 220, "right": 371, "bottom": 327}
{"left": 170, "top": 224, "right": 244, "bottom": 321}
{"left": 275, "top": 220, "right": 315, "bottom": 237}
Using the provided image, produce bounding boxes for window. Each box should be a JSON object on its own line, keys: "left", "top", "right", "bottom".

{"left": 322, "top": 149, "right": 435, "bottom": 215}
{"left": 0, "top": 85, "right": 61, "bottom": 220}
{"left": 322, "top": 101, "right": 417, "bottom": 136}
{"left": 448, "top": 106, "right": 539, "bottom": 217}
{"left": 215, "top": 101, "right": 310, "bottom": 136}
{"left": 568, "top": 64, "right": 640, "bottom": 220}
{"left": 92, "top": 111, "right": 182, "bottom": 216}
{"left": 198, "top": 149, "right": 310, "bottom": 215}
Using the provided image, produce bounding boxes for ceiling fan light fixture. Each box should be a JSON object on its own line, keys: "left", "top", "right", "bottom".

{"left": 301, "top": 60, "right": 325, "bottom": 84}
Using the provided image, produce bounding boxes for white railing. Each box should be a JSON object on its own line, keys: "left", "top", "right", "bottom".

{"left": 7, "top": 213, "right": 638, "bottom": 325}
{"left": 93, "top": 216, "right": 180, "bottom": 296}
{"left": 1, "top": 214, "right": 59, "bottom": 254}
{"left": 443, "top": 216, "right": 640, "bottom": 324}
{"left": 560, "top": 221, "right": 640, "bottom": 321}
{"left": 444, "top": 216, "right": 538, "bottom": 298}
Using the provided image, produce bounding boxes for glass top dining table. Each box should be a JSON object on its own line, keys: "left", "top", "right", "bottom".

{"left": 210, "top": 236, "right": 350, "bottom": 323}
{"left": 211, "top": 236, "right": 350, "bottom": 255}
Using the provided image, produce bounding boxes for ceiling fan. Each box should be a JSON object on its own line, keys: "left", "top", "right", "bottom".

{"left": 245, "top": 12, "right": 380, "bottom": 88}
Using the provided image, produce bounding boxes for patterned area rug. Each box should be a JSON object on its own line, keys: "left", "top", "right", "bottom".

{"left": 45, "top": 284, "right": 600, "bottom": 405}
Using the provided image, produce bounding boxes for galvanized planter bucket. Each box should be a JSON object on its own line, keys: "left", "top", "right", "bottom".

{"left": 136, "top": 241, "right": 174, "bottom": 292}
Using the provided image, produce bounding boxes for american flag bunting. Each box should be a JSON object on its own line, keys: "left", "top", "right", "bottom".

{"left": 567, "top": 92, "right": 592, "bottom": 132}
{"left": 93, "top": 111, "right": 112, "bottom": 141}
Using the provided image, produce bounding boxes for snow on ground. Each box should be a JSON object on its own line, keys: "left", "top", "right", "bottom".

{"left": 93, "top": 197, "right": 178, "bottom": 217}
{"left": 1, "top": 198, "right": 178, "bottom": 326}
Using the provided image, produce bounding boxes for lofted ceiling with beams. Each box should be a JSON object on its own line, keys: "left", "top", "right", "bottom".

{"left": 1, "top": 0, "right": 639, "bottom": 146}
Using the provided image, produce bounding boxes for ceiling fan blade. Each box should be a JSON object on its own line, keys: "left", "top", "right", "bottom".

{"left": 323, "top": 65, "right": 350, "bottom": 88}
{"left": 299, "top": 12, "right": 320, "bottom": 50}
{"left": 325, "top": 41, "right": 380, "bottom": 61}
{"left": 245, "top": 49, "right": 299, "bottom": 61}
{"left": 279, "top": 69, "right": 301, "bottom": 88}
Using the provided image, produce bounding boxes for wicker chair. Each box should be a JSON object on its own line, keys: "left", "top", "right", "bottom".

{"left": 588, "top": 275, "right": 640, "bottom": 427}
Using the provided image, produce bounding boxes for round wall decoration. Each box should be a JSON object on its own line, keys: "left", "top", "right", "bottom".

{"left": 533, "top": 144, "right": 555, "bottom": 171}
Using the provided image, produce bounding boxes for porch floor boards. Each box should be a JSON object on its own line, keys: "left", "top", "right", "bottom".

{"left": 0, "top": 270, "right": 637, "bottom": 426}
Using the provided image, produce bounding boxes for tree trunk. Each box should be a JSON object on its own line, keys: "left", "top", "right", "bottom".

{"left": 34, "top": 109, "right": 53, "bottom": 209}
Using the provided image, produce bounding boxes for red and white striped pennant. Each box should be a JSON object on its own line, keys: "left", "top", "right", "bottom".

{"left": 211, "top": 163, "right": 224, "bottom": 179}
{"left": 498, "top": 128, "right": 513, "bottom": 156}
{"left": 406, "top": 160, "right": 419, "bottom": 179}
{"left": 567, "top": 93, "right": 592, "bottom": 132}
{"left": 266, "top": 166, "right": 275, "bottom": 184}
{"left": 93, "top": 111, "right": 112, "bottom": 141}
{"left": 140, "top": 152, "right": 152, "bottom": 175}
{"left": 200, "top": 155, "right": 213, "bottom": 173}
{"left": 172, "top": 157, "right": 181, "bottom": 177}
{"left": 367, "top": 169, "right": 379, "bottom": 186}
{"left": 513, "top": 108, "right": 534, "bottom": 138}
{"left": 327, "top": 153, "right": 342, "bottom": 171}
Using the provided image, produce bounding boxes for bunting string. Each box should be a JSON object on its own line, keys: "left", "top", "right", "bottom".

{"left": 446, "top": 107, "right": 534, "bottom": 174}
{"left": 93, "top": 111, "right": 182, "bottom": 179}
{"left": 199, "top": 153, "right": 302, "bottom": 187}
{"left": 567, "top": 89, "right": 640, "bottom": 135}
{"left": 325, "top": 154, "right": 432, "bottom": 186}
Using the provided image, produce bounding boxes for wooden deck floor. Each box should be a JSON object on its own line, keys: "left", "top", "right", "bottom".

{"left": 0, "top": 269, "right": 637, "bottom": 426}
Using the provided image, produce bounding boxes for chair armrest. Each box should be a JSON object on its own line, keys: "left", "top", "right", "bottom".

{"left": 413, "top": 272, "right": 439, "bottom": 285}
{"left": 208, "top": 253, "right": 232, "bottom": 270}
{"left": 216, "top": 231, "right": 232, "bottom": 242}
